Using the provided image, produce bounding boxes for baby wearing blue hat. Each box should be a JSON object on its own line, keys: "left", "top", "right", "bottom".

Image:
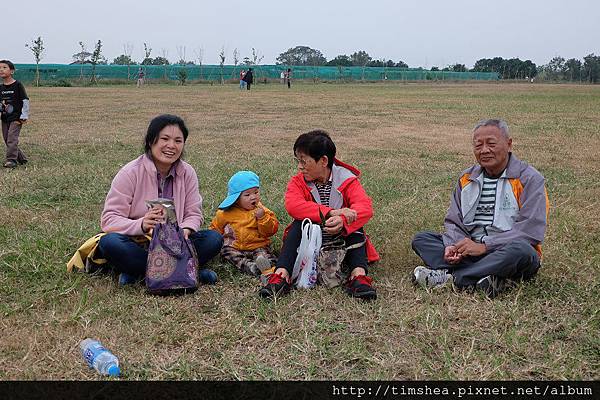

{"left": 209, "top": 171, "right": 279, "bottom": 278}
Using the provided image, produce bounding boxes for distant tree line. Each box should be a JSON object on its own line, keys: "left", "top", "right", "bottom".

{"left": 275, "top": 46, "right": 409, "bottom": 68}
{"left": 22, "top": 38, "right": 600, "bottom": 85}
{"left": 536, "top": 55, "right": 600, "bottom": 83}
{"left": 471, "top": 57, "right": 537, "bottom": 79}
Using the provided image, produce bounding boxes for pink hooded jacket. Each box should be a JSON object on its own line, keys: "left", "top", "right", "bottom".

{"left": 101, "top": 155, "right": 203, "bottom": 236}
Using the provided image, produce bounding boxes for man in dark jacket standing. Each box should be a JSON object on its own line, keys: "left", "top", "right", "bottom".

{"left": 242, "top": 68, "right": 254, "bottom": 91}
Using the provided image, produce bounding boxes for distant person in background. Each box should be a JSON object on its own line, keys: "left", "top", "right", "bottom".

{"left": 285, "top": 68, "right": 292, "bottom": 89}
{"left": 0, "top": 60, "right": 29, "bottom": 168}
{"left": 136, "top": 67, "right": 145, "bottom": 87}
{"left": 243, "top": 68, "right": 254, "bottom": 91}
{"left": 240, "top": 69, "right": 247, "bottom": 90}
{"left": 280, "top": 71, "right": 285, "bottom": 84}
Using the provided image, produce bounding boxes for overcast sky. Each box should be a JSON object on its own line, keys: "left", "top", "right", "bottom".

{"left": 13, "top": 0, "right": 600, "bottom": 68}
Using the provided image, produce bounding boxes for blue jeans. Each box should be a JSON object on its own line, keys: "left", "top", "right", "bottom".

{"left": 98, "top": 230, "right": 223, "bottom": 277}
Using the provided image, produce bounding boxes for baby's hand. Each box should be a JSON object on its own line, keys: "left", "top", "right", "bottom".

{"left": 255, "top": 206, "right": 265, "bottom": 219}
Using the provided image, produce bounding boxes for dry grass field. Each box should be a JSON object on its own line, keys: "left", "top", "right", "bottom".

{"left": 0, "top": 82, "right": 598, "bottom": 380}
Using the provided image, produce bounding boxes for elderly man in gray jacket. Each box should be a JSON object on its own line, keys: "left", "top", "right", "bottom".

{"left": 411, "top": 119, "right": 549, "bottom": 298}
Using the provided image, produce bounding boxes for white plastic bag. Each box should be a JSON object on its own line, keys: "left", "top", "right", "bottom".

{"left": 291, "top": 218, "right": 322, "bottom": 289}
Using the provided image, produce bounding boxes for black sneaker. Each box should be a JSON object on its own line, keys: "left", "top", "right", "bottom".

{"left": 84, "top": 258, "right": 104, "bottom": 274}
{"left": 345, "top": 275, "right": 377, "bottom": 300}
{"left": 475, "top": 275, "right": 507, "bottom": 299}
{"left": 258, "top": 272, "right": 291, "bottom": 299}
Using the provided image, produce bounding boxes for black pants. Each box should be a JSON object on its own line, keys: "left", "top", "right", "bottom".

{"left": 277, "top": 220, "right": 368, "bottom": 276}
{"left": 246, "top": 82, "right": 251, "bottom": 90}
{"left": 412, "top": 231, "right": 541, "bottom": 287}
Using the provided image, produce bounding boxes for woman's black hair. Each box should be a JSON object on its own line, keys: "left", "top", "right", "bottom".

{"left": 293, "top": 129, "right": 336, "bottom": 168}
{"left": 144, "top": 114, "right": 189, "bottom": 154}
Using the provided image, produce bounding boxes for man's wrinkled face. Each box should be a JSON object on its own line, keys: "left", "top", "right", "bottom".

{"left": 473, "top": 125, "right": 512, "bottom": 176}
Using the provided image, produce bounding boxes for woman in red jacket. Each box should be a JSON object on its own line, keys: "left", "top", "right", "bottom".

{"left": 259, "top": 130, "right": 379, "bottom": 300}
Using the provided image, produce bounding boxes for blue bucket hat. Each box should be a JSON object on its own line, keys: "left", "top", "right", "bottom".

{"left": 219, "top": 171, "right": 260, "bottom": 209}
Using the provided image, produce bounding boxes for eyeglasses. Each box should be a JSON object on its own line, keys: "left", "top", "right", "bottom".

{"left": 294, "top": 157, "right": 309, "bottom": 167}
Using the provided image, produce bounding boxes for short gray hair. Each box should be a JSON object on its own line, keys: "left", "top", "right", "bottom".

{"left": 473, "top": 119, "right": 510, "bottom": 139}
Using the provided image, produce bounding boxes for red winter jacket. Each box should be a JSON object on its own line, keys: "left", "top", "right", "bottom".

{"left": 283, "top": 158, "right": 380, "bottom": 262}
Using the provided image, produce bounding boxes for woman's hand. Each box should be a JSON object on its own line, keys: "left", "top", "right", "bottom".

{"left": 329, "top": 208, "right": 357, "bottom": 224}
{"left": 183, "top": 228, "right": 193, "bottom": 240}
{"left": 323, "top": 215, "right": 344, "bottom": 235}
{"left": 142, "top": 207, "right": 165, "bottom": 233}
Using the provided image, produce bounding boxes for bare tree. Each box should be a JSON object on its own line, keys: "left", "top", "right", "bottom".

{"left": 194, "top": 47, "right": 204, "bottom": 79}
{"left": 76, "top": 41, "right": 88, "bottom": 80}
{"left": 176, "top": 45, "right": 187, "bottom": 65}
{"left": 160, "top": 48, "right": 169, "bottom": 80}
{"left": 219, "top": 46, "right": 226, "bottom": 84}
{"left": 232, "top": 48, "right": 239, "bottom": 78}
{"left": 90, "top": 40, "right": 103, "bottom": 84}
{"left": 123, "top": 43, "right": 134, "bottom": 79}
{"left": 142, "top": 43, "right": 152, "bottom": 65}
{"left": 251, "top": 48, "right": 264, "bottom": 81}
{"left": 233, "top": 48, "right": 240, "bottom": 66}
{"left": 251, "top": 47, "right": 264, "bottom": 65}
{"left": 25, "top": 36, "right": 45, "bottom": 86}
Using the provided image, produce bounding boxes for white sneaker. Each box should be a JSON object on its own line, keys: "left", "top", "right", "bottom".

{"left": 412, "top": 266, "right": 454, "bottom": 289}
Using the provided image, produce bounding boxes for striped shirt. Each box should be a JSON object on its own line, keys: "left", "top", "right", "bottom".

{"left": 314, "top": 180, "right": 337, "bottom": 244}
{"left": 470, "top": 176, "right": 498, "bottom": 243}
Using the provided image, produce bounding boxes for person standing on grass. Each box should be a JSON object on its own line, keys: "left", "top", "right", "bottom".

{"left": 243, "top": 68, "right": 254, "bottom": 91}
{"left": 259, "top": 130, "right": 379, "bottom": 301}
{"left": 240, "top": 69, "right": 247, "bottom": 90}
{"left": 136, "top": 67, "right": 145, "bottom": 87}
{"left": 0, "top": 60, "right": 29, "bottom": 168}
{"left": 285, "top": 68, "right": 292, "bottom": 89}
{"left": 411, "top": 119, "right": 549, "bottom": 298}
{"left": 97, "top": 114, "right": 223, "bottom": 286}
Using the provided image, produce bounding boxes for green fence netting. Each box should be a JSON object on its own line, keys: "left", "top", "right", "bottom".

{"left": 14, "top": 64, "right": 499, "bottom": 83}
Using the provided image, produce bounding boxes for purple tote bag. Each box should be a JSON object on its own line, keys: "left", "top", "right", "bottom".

{"left": 145, "top": 200, "right": 198, "bottom": 295}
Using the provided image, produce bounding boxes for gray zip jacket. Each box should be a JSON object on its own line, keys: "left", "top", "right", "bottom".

{"left": 442, "top": 153, "right": 549, "bottom": 256}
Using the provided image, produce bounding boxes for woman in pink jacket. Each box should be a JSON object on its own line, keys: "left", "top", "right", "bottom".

{"left": 98, "top": 114, "right": 223, "bottom": 285}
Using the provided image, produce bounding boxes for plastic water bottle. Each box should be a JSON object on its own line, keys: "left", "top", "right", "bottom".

{"left": 80, "top": 338, "right": 120, "bottom": 377}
